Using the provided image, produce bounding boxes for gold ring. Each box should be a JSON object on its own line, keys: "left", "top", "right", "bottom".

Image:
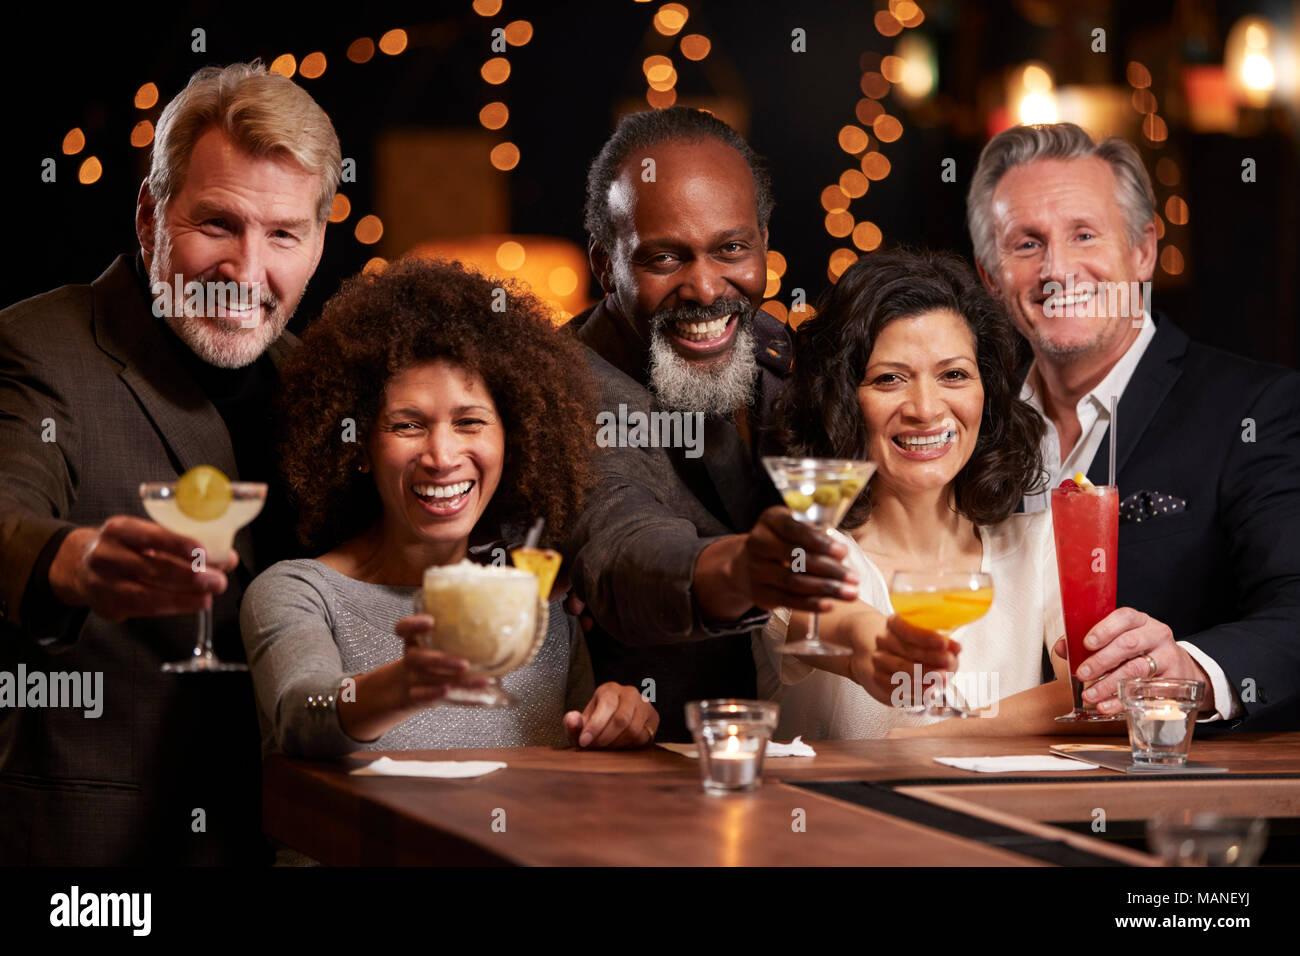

{"left": 1143, "top": 653, "right": 1158, "bottom": 678}
{"left": 644, "top": 723, "right": 656, "bottom": 740}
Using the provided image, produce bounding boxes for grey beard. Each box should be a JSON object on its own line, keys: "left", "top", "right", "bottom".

{"left": 647, "top": 320, "right": 758, "bottom": 415}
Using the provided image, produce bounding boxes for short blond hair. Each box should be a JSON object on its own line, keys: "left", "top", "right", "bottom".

{"left": 148, "top": 61, "right": 341, "bottom": 223}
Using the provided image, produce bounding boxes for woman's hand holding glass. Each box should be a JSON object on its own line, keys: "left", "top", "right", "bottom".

{"left": 869, "top": 614, "right": 961, "bottom": 708}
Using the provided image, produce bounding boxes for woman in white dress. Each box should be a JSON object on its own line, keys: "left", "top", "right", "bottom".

{"left": 756, "top": 249, "right": 1075, "bottom": 739}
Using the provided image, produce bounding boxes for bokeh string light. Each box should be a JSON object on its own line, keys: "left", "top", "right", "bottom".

{"left": 1126, "top": 60, "right": 1185, "bottom": 277}
{"left": 812, "top": 4, "right": 926, "bottom": 305}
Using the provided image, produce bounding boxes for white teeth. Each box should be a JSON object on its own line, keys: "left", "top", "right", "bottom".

{"left": 895, "top": 430, "right": 955, "bottom": 449}
{"left": 413, "top": 480, "right": 472, "bottom": 500}
{"left": 674, "top": 314, "right": 732, "bottom": 342}
{"left": 1043, "top": 289, "right": 1094, "bottom": 309}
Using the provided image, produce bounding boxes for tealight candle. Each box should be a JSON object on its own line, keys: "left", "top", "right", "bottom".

{"left": 1119, "top": 680, "right": 1204, "bottom": 766}
{"left": 686, "top": 701, "right": 779, "bottom": 795}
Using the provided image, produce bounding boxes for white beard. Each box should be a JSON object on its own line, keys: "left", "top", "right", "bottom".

{"left": 149, "top": 221, "right": 292, "bottom": 369}
{"left": 647, "top": 319, "right": 758, "bottom": 416}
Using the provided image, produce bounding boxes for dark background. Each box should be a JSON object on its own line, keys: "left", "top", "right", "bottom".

{"left": 2, "top": 0, "right": 1296, "bottom": 365}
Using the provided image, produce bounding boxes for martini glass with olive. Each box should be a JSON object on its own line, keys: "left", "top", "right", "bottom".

{"left": 761, "top": 456, "right": 877, "bottom": 656}
{"left": 139, "top": 466, "right": 267, "bottom": 672}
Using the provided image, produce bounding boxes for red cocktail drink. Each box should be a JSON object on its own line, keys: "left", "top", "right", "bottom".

{"left": 1050, "top": 481, "right": 1123, "bottom": 721}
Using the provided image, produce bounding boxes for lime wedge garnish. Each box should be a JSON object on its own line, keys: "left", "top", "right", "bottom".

{"left": 176, "top": 466, "right": 232, "bottom": 521}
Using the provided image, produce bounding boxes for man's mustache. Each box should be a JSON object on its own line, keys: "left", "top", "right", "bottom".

{"left": 651, "top": 298, "right": 752, "bottom": 330}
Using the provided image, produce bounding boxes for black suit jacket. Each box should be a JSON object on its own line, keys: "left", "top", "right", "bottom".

{"left": 0, "top": 255, "right": 296, "bottom": 863}
{"left": 1070, "top": 316, "right": 1300, "bottom": 730}
{"left": 564, "top": 300, "right": 790, "bottom": 741}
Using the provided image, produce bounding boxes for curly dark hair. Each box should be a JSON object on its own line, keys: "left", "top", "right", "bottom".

{"left": 277, "top": 257, "right": 598, "bottom": 553}
{"left": 583, "top": 106, "right": 774, "bottom": 253}
{"left": 771, "top": 248, "right": 1045, "bottom": 529}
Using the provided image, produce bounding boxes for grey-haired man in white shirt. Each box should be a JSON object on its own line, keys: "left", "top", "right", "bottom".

{"left": 968, "top": 123, "right": 1248, "bottom": 724}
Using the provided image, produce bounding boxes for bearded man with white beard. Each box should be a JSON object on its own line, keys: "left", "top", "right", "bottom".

{"left": 567, "top": 108, "right": 860, "bottom": 741}
{"left": 0, "top": 62, "right": 339, "bottom": 863}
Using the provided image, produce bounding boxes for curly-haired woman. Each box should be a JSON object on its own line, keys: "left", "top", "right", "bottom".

{"left": 757, "top": 248, "right": 1077, "bottom": 739}
{"left": 241, "top": 258, "right": 657, "bottom": 758}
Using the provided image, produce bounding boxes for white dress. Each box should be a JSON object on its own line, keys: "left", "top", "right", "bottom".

{"left": 754, "top": 510, "right": 1065, "bottom": 740}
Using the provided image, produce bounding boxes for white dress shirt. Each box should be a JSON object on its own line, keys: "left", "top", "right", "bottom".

{"left": 1019, "top": 314, "right": 1241, "bottom": 721}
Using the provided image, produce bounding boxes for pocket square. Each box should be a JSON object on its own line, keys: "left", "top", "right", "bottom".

{"left": 1119, "top": 490, "right": 1187, "bottom": 525}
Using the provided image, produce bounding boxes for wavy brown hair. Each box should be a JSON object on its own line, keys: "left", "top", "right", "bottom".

{"left": 771, "top": 248, "right": 1045, "bottom": 529}
{"left": 277, "top": 257, "right": 597, "bottom": 552}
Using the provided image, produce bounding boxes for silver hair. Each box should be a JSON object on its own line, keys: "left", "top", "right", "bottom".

{"left": 967, "top": 123, "right": 1156, "bottom": 274}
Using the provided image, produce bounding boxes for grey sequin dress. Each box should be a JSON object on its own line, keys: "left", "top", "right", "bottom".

{"left": 240, "top": 559, "right": 594, "bottom": 758}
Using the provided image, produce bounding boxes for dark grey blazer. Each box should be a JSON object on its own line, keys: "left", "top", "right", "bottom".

{"left": 0, "top": 255, "right": 295, "bottom": 863}
{"left": 565, "top": 300, "right": 791, "bottom": 741}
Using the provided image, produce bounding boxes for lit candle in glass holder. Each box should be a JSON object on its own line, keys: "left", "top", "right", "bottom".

{"left": 1119, "top": 680, "right": 1204, "bottom": 766}
{"left": 685, "top": 701, "right": 779, "bottom": 794}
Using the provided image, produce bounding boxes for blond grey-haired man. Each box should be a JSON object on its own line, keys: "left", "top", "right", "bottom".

{"left": 969, "top": 122, "right": 1300, "bottom": 731}
{"left": 0, "top": 62, "right": 341, "bottom": 863}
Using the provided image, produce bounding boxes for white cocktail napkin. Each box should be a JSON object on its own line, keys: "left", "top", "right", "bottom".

{"left": 662, "top": 736, "right": 818, "bottom": 759}
{"left": 933, "top": 755, "right": 1098, "bottom": 773}
{"left": 350, "top": 757, "right": 507, "bottom": 778}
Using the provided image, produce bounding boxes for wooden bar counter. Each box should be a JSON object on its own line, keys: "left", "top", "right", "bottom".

{"left": 263, "top": 732, "right": 1300, "bottom": 866}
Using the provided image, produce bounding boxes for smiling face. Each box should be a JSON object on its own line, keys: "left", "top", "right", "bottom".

{"left": 138, "top": 126, "right": 325, "bottom": 368}
{"left": 595, "top": 138, "right": 767, "bottom": 413}
{"left": 858, "top": 310, "right": 985, "bottom": 499}
{"left": 366, "top": 359, "right": 505, "bottom": 565}
{"left": 979, "top": 156, "right": 1156, "bottom": 367}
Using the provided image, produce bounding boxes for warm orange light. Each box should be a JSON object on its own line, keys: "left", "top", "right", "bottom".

{"left": 872, "top": 114, "right": 903, "bottom": 143}
{"left": 355, "top": 215, "right": 384, "bottom": 244}
{"left": 680, "top": 34, "right": 711, "bottom": 61}
{"left": 646, "top": 86, "right": 677, "bottom": 109}
{"left": 766, "top": 250, "right": 787, "bottom": 277}
{"left": 490, "top": 142, "right": 521, "bottom": 170}
{"left": 1131, "top": 89, "right": 1157, "bottom": 114}
{"left": 891, "top": 0, "right": 920, "bottom": 21}
{"left": 852, "top": 221, "right": 883, "bottom": 252}
{"left": 129, "top": 121, "right": 154, "bottom": 148}
{"left": 481, "top": 57, "right": 511, "bottom": 84}
{"left": 1142, "top": 113, "right": 1168, "bottom": 143}
{"left": 472, "top": 0, "right": 502, "bottom": 16}
{"left": 78, "top": 156, "right": 102, "bottom": 184}
{"left": 646, "top": 61, "right": 674, "bottom": 84}
{"left": 860, "top": 72, "right": 890, "bottom": 99}
{"left": 62, "top": 128, "right": 85, "bottom": 155}
{"left": 269, "top": 54, "right": 296, "bottom": 78}
{"left": 820, "top": 184, "right": 850, "bottom": 213}
{"left": 1159, "top": 246, "right": 1184, "bottom": 275}
{"left": 643, "top": 55, "right": 672, "bottom": 75}
{"left": 379, "top": 29, "right": 408, "bottom": 55}
{"left": 829, "top": 248, "right": 859, "bottom": 280}
{"left": 479, "top": 102, "right": 509, "bottom": 130}
{"left": 648, "top": 67, "right": 678, "bottom": 92}
{"left": 838, "top": 124, "right": 870, "bottom": 154}
{"left": 548, "top": 266, "right": 578, "bottom": 296}
{"left": 880, "top": 55, "right": 905, "bottom": 83}
{"left": 1165, "top": 195, "right": 1189, "bottom": 225}
{"left": 855, "top": 99, "right": 884, "bottom": 126}
{"left": 762, "top": 300, "right": 789, "bottom": 323}
{"left": 1154, "top": 213, "right": 1165, "bottom": 239}
{"left": 347, "top": 38, "right": 376, "bottom": 63}
{"left": 496, "top": 240, "right": 526, "bottom": 271}
{"left": 654, "top": 3, "right": 689, "bottom": 36}
{"left": 861, "top": 151, "right": 892, "bottom": 180}
{"left": 505, "top": 20, "right": 534, "bottom": 46}
{"left": 363, "top": 257, "right": 387, "bottom": 275}
{"left": 1127, "top": 61, "right": 1152, "bottom": 89}
{"left": 300, "top": 52, "right": 327, "bottom": 79}
{"left": 874, "top": 10, "right": 903, "bottom": 37}
{"left": 133, "top": 83, "right": 159, "bottom": 110}
{"left": 329, "top": 193, "right": 351, "bottom": 223}
{"left": 764, "top": 269, "right": 780, "bottom": 298}
{"left": 839, "top": 169, "right": 869, "bottom": 198}
{"left": 1155, "top": 158, "right": 1179, "bottom": 187}
{"left": 825, "top": 210, "right": 855, "bottom": 238}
